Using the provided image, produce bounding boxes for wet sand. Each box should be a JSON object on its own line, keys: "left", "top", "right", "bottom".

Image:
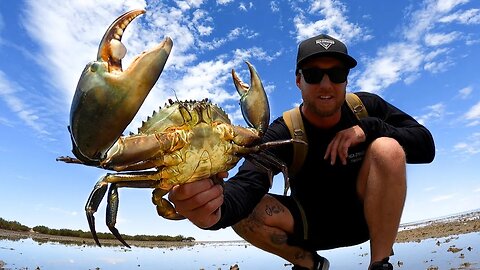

{"left": 393, "top": 211, "right": 480, "bottom": 270}
{"left": 2, "top": 211, "right": 479, "bottom": 247}
{"left": 1, "top": 210, "right": 479, "bottom": 269}
{"left": 396, "top": 210, "right": 480, "bottom": 243}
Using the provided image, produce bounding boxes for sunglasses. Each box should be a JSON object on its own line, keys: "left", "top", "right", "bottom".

{"left": 298, "top": 67, "right": 349, "bottom": 84}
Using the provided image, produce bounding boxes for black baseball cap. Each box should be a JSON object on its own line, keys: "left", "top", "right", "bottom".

{"left": 296, "top": 34, "right": 357, "bottom": 71}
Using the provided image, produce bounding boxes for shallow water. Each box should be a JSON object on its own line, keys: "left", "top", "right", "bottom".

{"left": 1, "top": 233, "right": 479, "bottom": 269}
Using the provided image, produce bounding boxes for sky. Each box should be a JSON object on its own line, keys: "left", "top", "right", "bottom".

{"left": 0, "top": 0, "right": 479, "bottom": 242}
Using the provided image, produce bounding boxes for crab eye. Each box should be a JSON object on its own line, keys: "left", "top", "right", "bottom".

{"left": 89, "top": 62, "right": 99, "bottom": 73}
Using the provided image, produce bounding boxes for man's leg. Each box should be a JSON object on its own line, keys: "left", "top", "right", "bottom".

{"left": 356, "top": 137, "right": 407, "bottom": 267}
{"left": 232, "top": 195, "right": 317, "bottom": 269}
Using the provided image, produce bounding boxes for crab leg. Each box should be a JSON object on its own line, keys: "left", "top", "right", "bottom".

{"left": 85, "top": 170, "right": 183, "bottom": 247}
{"left": 152, "top": 188, "right": 185, "bottom": 220}
{"left": 246, "top": 151, "right": 290, "bottom": 195}
{"left": 85, "top": 178, "right": 109, "bottom": 247}
{"left": 85, "top": 180, "right": 132, "bottom": 248}
{"left": 105, "top": 183, "right": 131, "bottom": 248}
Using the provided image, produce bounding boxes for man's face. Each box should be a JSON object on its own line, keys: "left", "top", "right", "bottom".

{"left": 296, "top": 57, "right": 348, "bottom": 118}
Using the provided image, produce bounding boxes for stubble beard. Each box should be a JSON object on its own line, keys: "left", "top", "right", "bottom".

{"left": 304, "top": 98, "right": 343, "bottom": 118}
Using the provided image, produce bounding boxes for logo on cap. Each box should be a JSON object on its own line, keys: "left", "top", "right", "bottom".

{"left": 316, "top": 38, "right": 334, "bottom": 50}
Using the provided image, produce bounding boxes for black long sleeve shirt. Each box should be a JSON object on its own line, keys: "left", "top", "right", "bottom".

{"left": 208, "top": 92, "right": 435, "bottom": 230}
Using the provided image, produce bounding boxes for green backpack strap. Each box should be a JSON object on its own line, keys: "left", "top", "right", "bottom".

{"left": 283, "top": 107, "right": 308, "bottom": 179}
{"left": 346, "top": 92, "right": 368, "bottom": 120}
{"left": 282, "top": 93, "right": 368, "bottom": 184}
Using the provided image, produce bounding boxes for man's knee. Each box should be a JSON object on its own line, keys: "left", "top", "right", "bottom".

{"left": 367, "top": 137, "right": 406, "bottom": 164}
{"left": 358, "top": 138, "right": 407, "bottom": 200}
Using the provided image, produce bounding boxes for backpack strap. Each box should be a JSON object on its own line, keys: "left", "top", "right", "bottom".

{"left": 346, "top": 92, "right": 368, "bottom": 120}
{"left": 283, "top": 107, "right": 308, "bottom": 178}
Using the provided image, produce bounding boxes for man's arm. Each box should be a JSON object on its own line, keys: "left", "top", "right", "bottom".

{"left": 207, "top": 161, "right": 272, "bottom": 229}
{"left": 356, "top": 92, "right": 435, "bottom": 164}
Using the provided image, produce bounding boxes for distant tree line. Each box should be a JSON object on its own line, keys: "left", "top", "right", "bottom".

{"left": 0, "top": 217, "right": 195, "bottom": 242}
{"left": 0, "top": 218, "right": 30, "bottom": 232}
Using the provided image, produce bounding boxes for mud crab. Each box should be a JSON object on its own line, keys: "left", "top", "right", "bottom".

{"left": 57, "top": 9, "right": 301, "bottom": 248}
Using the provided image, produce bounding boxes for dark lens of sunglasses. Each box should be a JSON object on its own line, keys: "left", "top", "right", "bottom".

{"left": 302, "top": 68, "right": 348, "bottom": 84}
{"left": 302, "top": 69, "right": 324, "bottom": 84}
{"left": 327, "top": 68, "right": 349, "bottom": 83}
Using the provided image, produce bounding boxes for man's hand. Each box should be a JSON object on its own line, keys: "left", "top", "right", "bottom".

{"left": 324, "top": 125, "right": 366, "bottom": 165}
{"left": 168, "top": 172, "right": 228, "bottom": 228}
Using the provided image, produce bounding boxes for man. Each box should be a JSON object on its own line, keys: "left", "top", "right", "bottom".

{"left": 169, "top": 34, "right": 435, "bottom": 270}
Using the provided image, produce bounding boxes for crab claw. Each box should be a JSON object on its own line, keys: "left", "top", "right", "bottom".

{"left": 232, "top": 61, "right": 270, "bottom": 136}
{"left": 69, "top": 9, "right": 173, "bottom": 163}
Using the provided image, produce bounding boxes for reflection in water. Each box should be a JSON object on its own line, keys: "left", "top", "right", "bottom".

{"left": 0, "top": 233, "right": 479, "bottom": 269}
{"left": 0, "top": 234, "right": 196, "bottom": 249}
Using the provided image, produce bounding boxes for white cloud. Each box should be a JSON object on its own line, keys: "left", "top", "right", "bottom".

{"left": 466, "top": 35, "right": 480, "bottom": 45}
{"left": 423, "top": 47, "right": 453, "bottom": 73}
{"left": 435, "top": 0, "right": 469, "bottom": 13}
{"left": 239, "top": 2, "right": 253, "bottom": 12}
{"left": 414, "top": 103, "right": 446, "bottom": 125}
{"left": 466, "top": 120, "right": 480, "bottom": 127}
{"left": 431, "top": 193, "right": 456, "bottom": 202}
{"left": 424, "top": 31, "right": 460, "bottom": 46}
{"left": 0, "top": 116, "right": 13, "bottom": 127}
{"left": 424, "top": 47, "right": 450, "bottom": 61}
{"left": 175, "top": 0, "right": 204, "bottom": 10}
{"left": 171, "top": 58, "right": 238, "bottom": 103}
{"left": 0, "top": 71, "right": 49, "bottom": 135}
{"left": 233, "top": 47, "right": 281, "bottom": 63}
{"left": 457, "top": 86, "right": 473, "bottom": 99}
{"left": 196, "top": 24, "right": 214, "bottom": 36}
{"left": 217, "top": 0, "right": 233, "bottom": 4}
{"left": 270, "top": 1, "right": 280, "bottom": 12}
{"left": 354, "top": 43, "right": 423, "bottom": 93}
{"left": 439, "top": 8, "right": 480, "bottom": 24}
{"left": 424, "top": 59, "right": 452, "bottom": 73}
{"left": 189, "top": 9, "right": 214, "bottom": 37}
{"left": 293, "top": 0, "right": 369, "bottom": 44}
{"left": 465, "top": 101, "right": 480, "bottom": 120}
{"left": 197, "top": 27, "right": 259, "bottom": 50}
{"left": 453, "top": 132, "right": 480, "bottom": 156}
{"left": 353, "top": 0, "right": 475, "bottom": 93}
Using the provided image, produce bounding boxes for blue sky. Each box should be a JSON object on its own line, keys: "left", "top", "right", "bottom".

{"left": 0, "top": 0, "right": 479, "bottom": 242}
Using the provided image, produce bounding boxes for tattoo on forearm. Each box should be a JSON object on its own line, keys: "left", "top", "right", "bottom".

{"left": 265, "top": 203, "right": 284, "bottom": 216}
{"left": 270, "top": 232, "right": 288, "bottom": 245}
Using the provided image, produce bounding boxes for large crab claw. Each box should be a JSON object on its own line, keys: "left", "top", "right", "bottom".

{"left": 68, "top": 9, "right": 173, "bottom": 164}
{"left": 232, "top": 61, "right": 270, "bottom": 136}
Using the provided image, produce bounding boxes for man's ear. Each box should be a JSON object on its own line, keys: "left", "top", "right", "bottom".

{"left": 296, "top": 73, "right": 302, "bottom": 88}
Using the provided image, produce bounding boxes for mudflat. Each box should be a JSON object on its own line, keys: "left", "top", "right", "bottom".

{"left": 1, "top": 211, "right": 479, "bottom": 247}
{"left": 396, "top": 210, "right": 480, "bottom": 243}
